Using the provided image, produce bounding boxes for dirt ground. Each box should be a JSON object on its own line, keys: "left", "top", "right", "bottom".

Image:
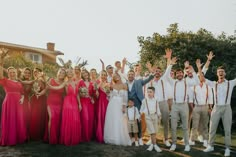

{"left": 0, "top": 135, "right": 235, "bottom": 157}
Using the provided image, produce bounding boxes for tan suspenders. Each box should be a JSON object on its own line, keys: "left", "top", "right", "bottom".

{"left": 215, "top": 81, "right": 230, "bottom": 105}
{"left": 194, "top": 84, "right": 209, "bottom": 105}
{"left": 150, "top": 79, "right": 165, "bottom": 100}
{"left": 145, "top": 98, "right": 158, "bottom": 115}
{"left": 174, "top": 80, "right": 187, "bottom": 102}
{"left": 127, "top": 107, "right": 136, "bottom": 120}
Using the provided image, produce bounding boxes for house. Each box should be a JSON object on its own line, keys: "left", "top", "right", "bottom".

{"left": 0, "top": 41, "right": 64, "bottom": 64}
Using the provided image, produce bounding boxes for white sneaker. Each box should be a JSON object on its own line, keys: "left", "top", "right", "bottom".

{"left": 203, "top": 145, "right": 214, "bottom": 152}
{"left": 203, "top": 140, "right": 208, "bottom": 147}
{"left": 147, "top": 144, "right": 154, "bottom": 151}
{"left": 165, "top": 140, "right": 171, "bottom": 147}
{"left": 128, "top": 140, "right": 132, "bottom": 146}
{"left": 135, "top": 141, "right": 139, "bottom": 147}
{"left": 189, "top": 140, "right": 195, "bottom": 146}
{"left": 132, "top": 137, "right": 135, "bottom": 143}
{"left": 198, "top": 135, "right": 204, "bottom": 143}
{"left": 224, "top": 148, "right": 230, "bottom": 157}
{"left": 154, "top": 145, "right": 162, "bottom": 152}
{"left": 184, "top": 145, "right": 191, "bottom": 152}
{"left": 139, "top": 138, "right": 144, "bottom": 146}
{"left": 145, "top": 139, "right": 152, "bottom": 145}
{"left": 170, "top": 144, "right": 176, "bottom": 151}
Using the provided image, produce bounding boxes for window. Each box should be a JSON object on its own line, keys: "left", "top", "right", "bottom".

{"left": 25, "top": 52, "right": 42, "bottom": 63}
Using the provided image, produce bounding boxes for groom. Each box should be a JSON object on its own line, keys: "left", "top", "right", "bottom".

{"left": 127, "top": 68, "right": 154, "bottom": 145}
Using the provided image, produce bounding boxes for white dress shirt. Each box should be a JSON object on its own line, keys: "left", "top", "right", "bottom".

{"left": 127, "top": 80, "right": 134, "bottom": 92}
{"left": 147, "top": 78, "right": 169, "bottom": 102}
{"left": 206, "top": 79, "right": 236, "bottom": 105}
{"left": 140, "top": 98, "right": 161, "bottom": 116}
{"left": 189, "top": 83, "right": 213, "bottom": 105}
{"left": 164, "top": 65, "right": 200, "bottom": 103}
{"left": 107, "top": 75, "right": 112, "bottom": 83}
{"left": 127, "top": 106, "right": 140, "bottom": 120}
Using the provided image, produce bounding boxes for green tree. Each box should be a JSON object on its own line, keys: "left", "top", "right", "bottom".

{"left": 138, "top": 23, "right": 236, "bottom": 81}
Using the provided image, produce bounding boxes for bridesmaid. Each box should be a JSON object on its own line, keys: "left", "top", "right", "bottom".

{"left": 29, "top": 68, "right": 47, "bottom": 140}
{"left": 48, "top": 68, "right": 82, "bottom": 146}
{"left": 90, "top": 68, "right": 98, "bottom": 83}
{"left": 90, "top": 68, "right": 99, "bottom": 138}
{"left": 78, "top": 69, "right": 95, "bottom": 142}
{"left": 73, "top": 66, "right": 82, "bottom": 82}
{"left": 95, "top": 70, "right": 110, "bottom": 143}
{"left": 0, "top": 51, "right": 27, "bottom": 145}
{"left": 44, "top": 68, "right": 66, "bottom": 144}
{"left": 21, "top": 67, "right": 33, "bottom": 140}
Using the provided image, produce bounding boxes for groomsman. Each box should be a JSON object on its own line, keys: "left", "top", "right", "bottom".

{"left": 146, "top": 66, "right": 172, "bottom": 147}
{"left": 203, "top": 65, "right": 236, "bottom": 157}
{"left": 189, "top": 59, "right": 213, "bottom": 147}
{"left": 165, "top": 57, "right": 200, "bottom": 152}
{"left": 127, "top": 64, "right": 154, "bottom": 145}
{"left": 99, "top": 59, "right": 113, "bottom": 83}
{"left": 106, "top": 65, "right": 113, "bottom": 83}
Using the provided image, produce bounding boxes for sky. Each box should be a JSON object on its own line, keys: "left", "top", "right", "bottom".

{"left": 1, "top": 0, "right": 235, "bottom": 71}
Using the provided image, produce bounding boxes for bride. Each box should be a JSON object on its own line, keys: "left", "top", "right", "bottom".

{"left": 104, "top": 73, "right": 131, "bottom": 145}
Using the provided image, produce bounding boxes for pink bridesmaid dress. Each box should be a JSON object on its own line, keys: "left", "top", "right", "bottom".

{"left": 95, "top": 86, "right": 109, "bottom": 143}
{"left": 60, "top": 83, "right": 81, "bottom": 146}
{"left": 44, "top": 78, "right": 64, "bottom": 144}
{"left": 78, "top": 80, "right": 94, "bottom": 142}
{"left": 0, "top": 78, "right": 27, "bottom": 146}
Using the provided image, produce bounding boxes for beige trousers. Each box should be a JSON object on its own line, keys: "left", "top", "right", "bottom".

{"left": 190, "top": 105, "right": 209, "bottom": 141}
{"left": 171, "top": 102, "right": 189, "bottom": 145}
{"left": 159, "top": 100, "right": 169, "bottom": 140}
{"left": 208, "top": 105, "right": 232, "bottom": 147}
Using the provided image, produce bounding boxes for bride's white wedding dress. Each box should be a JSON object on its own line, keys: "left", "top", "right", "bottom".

{"left": 104, "top": 89, "right": 131, "bottom": 145}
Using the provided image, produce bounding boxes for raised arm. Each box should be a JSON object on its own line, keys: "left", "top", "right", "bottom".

{"left": 165, "top": 48, "right": 172, "bottom": 66}
{"left": 189, "top": 65, "right": 200, "bottom": 85}
{"left": 196, "top": 59, "right": 215, "bottom": 87}
{"left": 100, "top": 59, "right": 105, "bottom": 71}
{"left": 162, "top": 57, "right": 177, "bottom": 85}
{"left": 121, "top": 57, "right": 127, "bottom": 73}
{"left": 202, "top": 51, "right": 215, "bottom": 75}
{"left": 0, "top": 48, "right": 9, "bottom": 79}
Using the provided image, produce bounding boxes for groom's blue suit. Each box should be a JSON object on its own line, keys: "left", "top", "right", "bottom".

{"left": 127, "top": 74, "right": 154, "bottom": 138}
{"left": 127, "top": 74, "right": 154, "bottom": 110}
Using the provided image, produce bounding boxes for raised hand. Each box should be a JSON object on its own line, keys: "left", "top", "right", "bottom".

{"left": 122, "top": 57, "right": 127, "bottom": 65}
{"left": 165, "top": 48, "right": 172, "bottom": 59}
{"left": 196, "top": 59, "right": 203, "bottom": 69}
{"left": 206, "top": 51, "right": 215, "bottom": 61}
{"left": 100, "top": 59, "right": 104, "bottom": 65}
{"left": 170, "top": 57, "right": 178, "bottom": 65}
{"left": 184, "top": 61, "right": 190, "bottom": 68}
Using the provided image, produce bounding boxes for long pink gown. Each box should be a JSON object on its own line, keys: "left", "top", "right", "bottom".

{"left": 78, "top": 80, "right": 94, "bottom": 142}
{"left": 29, "top": 80, "right": 47, "bottom": 140}
{"left": 0, "top": 78, "right": 27, "bottom": 146}
{"left": 44, "top": 78, "right": 64, "bottom": 144}
{"left": 22, "top": 84, "right": 32, "bottom": 139}
{"left": 95, "top": 87, "right": 109, "bottom": 143}
{"left": 92, "top": 80, "right": 100, "bottom": 139}
{"left": 60, "top": 83, "right": 81, "bottom": 146}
